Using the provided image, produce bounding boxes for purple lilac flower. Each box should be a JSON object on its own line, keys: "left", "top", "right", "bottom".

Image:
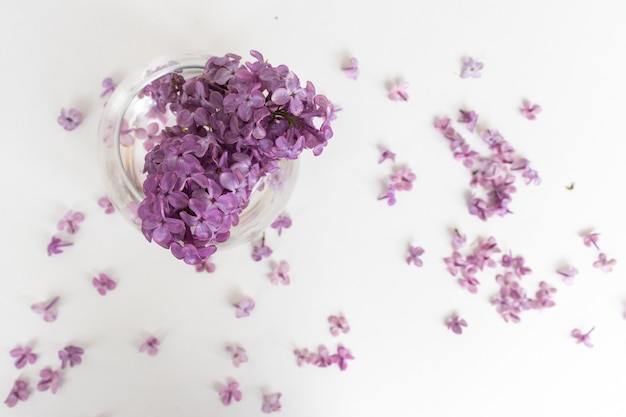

{"left": 137, "top": 52, "right": 336, "bottom": 265}
{"left": 583, "top": 232, "right": 600, "bottom": 250}
{"left": 391, "top": 167, "right": 416, "bottom": 191}
{"left": 378, "top": 148, "right": 396, "bottom": 164}
{"left": 92, "top": 273, "right": 117, "bottom": 296}
{"left": 262, "top": 392, "right": 282, "bottom": 413}
{"left": 57, "top": 210, "right": 85, "bottom": 234}
{"left": 331, "top": 346, "right": 354, "bottom": 371}
{"left": 452, "top": 229, "right": 467, "bottom": 250}
{"left": 219, "top": 381, "right": 242, "bottom": 406}
{"left": 37, "top": 368, "right": 60, "bottom": 394}
{"left": 458, "top": 110, "right": 478, "bottom": 132}
{"left": 270, "top": 260, "right": 291, "bottom": 285}
{"left": 406, "top": 245, "right": 425, "bottom": 267}
{"left": 47, "top": 236, "right": 73, "bottom": 256}
{"left": 593, "top": 253, "right": 616, "bottom": 272}
{"left": 572, "top": 327, "right": 594, "bottom": 347}
{"left": 270, "top": 214, "right": 292, "bottom": 236}
{"left": 226, "top": 345, "right": 248, "bottom": 367}
{"left": 139, "top": 336, "right": 160, "bottom": 356}
{"left": 460, "top": 57, "right": 483, "bottom": 78}
{"left": 31, "top": 296, "right": 60, "bottom": 322}
{"left": 388, "top": 81, "right": 409, "bottom": 101}
{"left": 328, "top": 315, "right": 350, "bottom": 336}
{"left": 377, "top": 187, "right": 397, "bottom": 206}
{"left": 557, "top": 266, "right": 579, "bottom": 285}
{"left": 4, "top": 380, "right": 29, "bottom": 408}
{"left": 59, "top": 345, "right": 84, "bottom": 369}
{"left": 252, "top": 235, "right": 272, "bottom": 261}
{"left": 101, "top": 77, "right": 116, "bottom": 97}
{"left": 341, "top": 57, "right": 359, "bottom": 80}
{"left": 9, "top": 346, "right": 37, "bottom": 369}
{"left": 233, "top": 298, "right": 255, "bottom": 318}
{"left": 98, "top": 196, "right": 115, "bottom": 214}
{"left": 520, "top": 99, "right": 542, "bottom": 120}
{"left": 134, "top": 122, "right": 161, "bottom": 152}
{"left": 446, "top": 314, "right": 467, "bottom": 334}
{"left": 57, "top": 107, "right": 83, "bottom": 131}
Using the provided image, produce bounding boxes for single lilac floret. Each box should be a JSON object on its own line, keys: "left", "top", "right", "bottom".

{"left": 57, "top": 210, "right": 85, "bottom": 234}
{"left": 328, "top": 315, "right": 350, "bottom": 336}
{"left": 10, "top": 346, "right": 37, "bottom": 369}
{"left": 4, "top": 380, "right": 29, "bottom": 408}
{"left": 98, "top": 197, "right": 115, "bottom": 214}
{"left": 226, "top": 345, "right": 248, "bottom": 367}
{"left": 262, "top": 392, "right": 282, "bottom": 413}
{"left": 460, "top": 57, "right": 483, "bottom": 78}
{"left": 47, "top": 236, "right": 72, "bottom": 256}
{"left": 341, "top": 57, "right": 359, "bottom": 80}
{"left": 458, "top": 110, "right": 478, "bottom": 132}
{"left": 572, "top": 327, "right": 594, "bottom": 347}
{"left": 582, "top": 232, "right": 600, "bottom": 250}
{"left": 406, "top": 245, "right": 425, "bottom": 267}
{"left": 378, "top": 148, "right": 396, "bottom": 164}
{"left": 31, "top": 296, "right": 60, "bottom": 322}
{"left": 92, "top": 273, "right": 117, "bottom": 295}
{"left": 219, "top": 381, "right": 242, "bottom": 406}
{"left": 37, "top": 368, "right": 60, "bottom": 394}
{"left": 271, "top": 214, "right": 292, "bottom": 236}
{"left": 59, "top": 345, "right": 84, "bottom": 369}
{"left": 520, "top": 99, "right": 542, "bottom": 120}
{"left": 57, "top": 107, "right": 83, "bottom": 131}
{"left": 270, "top": 260, "right": 291, "bottom": 285}
{"left": 557, "top": 266, "right": 579, "bottom": 285}
{"left": 101, "top": 77, "right": 116, "bottom": 97}
{"left": 593, "top": 253, "right": 616, "bottom": 273}
{"left": 446, "top": 314, "right": 467, "bottom": 334}
{"left": 233, "top": 298, "right": 255, "bottom": 318}
{"left": 388, "top": 81, "right": 409, "bottom": 101}
{"left": 139, "top": 336, "right": 160, "bottom": 356}
{"left": 331, "top": 345, "right": 354, "bottom": 371}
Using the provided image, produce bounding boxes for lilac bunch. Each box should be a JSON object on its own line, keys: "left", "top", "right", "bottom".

{"left": 137, "top": 51, "right": 336, "bottom": 265}
{"left": 435, "top": 112, "right": 540, "bottom": 220}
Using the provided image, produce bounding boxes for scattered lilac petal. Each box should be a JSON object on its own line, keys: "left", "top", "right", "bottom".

{"left": 378, "top": 148, "right": 396, "bottom": 164}
{"left": 571, "top": 327, "right": 594, "bottom": 347}
{"left": 388, "top": 81, "right": 409, "bottom": 101}
{"left": 390, "top": 167, "right": 416, "bottom": 191}
{"left": 195, "top": 258, "right": 216, "bottom": 273}
{"left": 139, "top": 336, "right": 160, "bottom": 356}
{"left": 520, "top": 99, "right": 542, "bottom": 120}
{"left": 9, "top": 346, "right": 37, "bottom": 369}
{"left": 31, "top": 296, "right": 60, "bottom": 322}
{"left": 262, "top": 392, "right": 282, "bottom": 413}
{"left": 37, "top": 368, "right": 60, "bottom": 394}
{"left": 294, "top": 348, "right": 311, "bottom": 366}
{"left": 98, "top": 196, "right": 115, "bottom": 214}
{"left": 4, "top": 380, "right": 29, "bottom": 408}
{"left": 100, "top": 77, "right": 116, "bottom": 97}
{"left": 406, "top": 245, "right": 425, "bottom": 267}
{"left": 328, "top": 315, "right": 350, "bottom": 336}
{"left": 219, "top": 381, "right": 242, "bottom": 406}
{"left": 377, "top": 187, "right": 396, "bottom": 206}
{"left": 460, "top": 57, "right": 483, "bottom": 78}
{"left": 47, "top": 236, "right": 72, "bottom": 256}
{"left": 458, "top": 110, "right": 478, "bottom": 132}
{"left": 331, "top": 345, "right": 354, "bottom": 371}
{"left": 57, "top": 107, "right": 83, "bottom": 131}
{"left": 270, "top": 214, "right": 292, "bottom": 236}
{"left": 233, "top": 298, "right": 255, "bottom": 318}
{"left": 58, "top": 345, "right": 84, "bottom": 369}
{"left": 270, "top": 260, "right": 291, "bottom": 285}
{"left": 226, "top": 345, "right": 248, "bottom": 367}
{"left": 341, "top": 57, "right": 359, "bottom": 80}
{"left": 252, "top": 235, "right": 272, "bottom": 261}
{"left": 532, "top": 281, "right": 557, "bottom": 309}
{"left": 583, "top": 232, "right": 600, "bottom": 250}
{"left": 309, "top": 345, "right": 333, "bottom": 367}
{"left": 446, "top": 314, "right": 467, "bottom": 334}
{"left": 92, "top": 273, "right": 117, "bottom": 296}
{"left": 57, "top": 210, "right": 85, "bottom": 234}
{"left": 557, "top": 266, "right": 579, "bottom": 285}
{"left": 452, "top": 229, "right": 467, "bottom": 250}
{"left": 593, "top": 253, "right": 616, "bottom": 273}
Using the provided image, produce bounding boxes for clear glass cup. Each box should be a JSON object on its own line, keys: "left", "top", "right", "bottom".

{"left": 97, "top": 53, "right": 298, "bottom": 249}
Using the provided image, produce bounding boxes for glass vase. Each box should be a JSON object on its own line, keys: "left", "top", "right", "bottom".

{"left": 97, "top": 53, "right": 299, "bottom": 249}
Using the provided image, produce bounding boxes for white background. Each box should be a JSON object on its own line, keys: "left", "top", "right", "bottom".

{"left": 2, "top": 0, "right": 626, "bottom": 416}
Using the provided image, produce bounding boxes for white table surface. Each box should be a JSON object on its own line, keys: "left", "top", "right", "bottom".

{"left": 2, "top": 1, "right": 626, "bottom": 416}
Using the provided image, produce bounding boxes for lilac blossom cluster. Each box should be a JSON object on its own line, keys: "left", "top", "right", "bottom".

{"left": 435, "top": 112, "right": 540, "bottom": 220}
{"left": 444, "top": 230, "right": 556, "bottom": 323}
{"left": 137, "top": 51, "right": 336, "bottom": 265}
